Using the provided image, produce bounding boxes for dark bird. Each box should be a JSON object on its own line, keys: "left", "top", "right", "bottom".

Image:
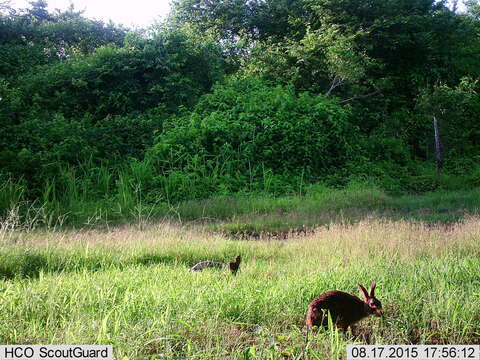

{"left": 190, "top": 255, "right": 242, "bottom": 275}
{"left": 306, "top": 282, "right": 382, "bottom": 332}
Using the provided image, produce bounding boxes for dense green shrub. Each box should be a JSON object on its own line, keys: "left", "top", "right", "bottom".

{"left": 145, "top": 77, "right": 355, "bottom": 200}
{"left": 13, "top": 30, "right": 224, "bottom": 121}
{"left": 0, "top": 109, "right": 167, "bottom": 197}
{"left": 0, "top": 26, "right": 225, "bottom": 198}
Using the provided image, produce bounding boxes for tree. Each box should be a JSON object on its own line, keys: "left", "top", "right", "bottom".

{"left": 465, "top": 0, "right": 480, "bottom": 20}
{"left": 170, "top": 0, "right": 311, "bottom": 44}
{"left": 10, "top": 29, "right": 224, "bottom": 121}
{"left": 0, "top": 1, "right": 127, "bottom": 79}
{"left": 26, "top": 0, "right": 52, "bottom": 21}
{"left": 417, "top": 78, "right": 480, "bottom": 186}
{"left": 0, "top": 0, "right": 11, "bottom": 14}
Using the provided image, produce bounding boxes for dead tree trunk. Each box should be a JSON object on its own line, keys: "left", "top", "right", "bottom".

{"left": 433, "top": 116, "right": 443, "bottom": 189}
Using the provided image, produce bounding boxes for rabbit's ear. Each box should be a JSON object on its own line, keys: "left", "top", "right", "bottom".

{"left": 369, "top": 281, "right": 377, "bottom": 297}
{"left": 357, "top": 284, "right": 369, "bottom": 300}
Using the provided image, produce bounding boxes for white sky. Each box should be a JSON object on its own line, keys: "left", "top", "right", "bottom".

{"left": 10, "top": 0, "right": 171, "bottom": 27}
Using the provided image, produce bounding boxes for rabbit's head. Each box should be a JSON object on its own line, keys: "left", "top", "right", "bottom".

{"left": 358, "top": 282, "right": 382, "bottom": 317}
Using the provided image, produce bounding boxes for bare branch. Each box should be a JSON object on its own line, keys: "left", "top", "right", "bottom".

{"left": 325, "top": 75, "right": 347, "bottom": 96}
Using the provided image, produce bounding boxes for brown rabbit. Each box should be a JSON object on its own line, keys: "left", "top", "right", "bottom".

{"left": 305, "top": 282, "right": 382, "bottom": 332}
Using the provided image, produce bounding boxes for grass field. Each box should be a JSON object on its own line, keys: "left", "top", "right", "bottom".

{"left": 1, "top": 188, "right": 480, "bottom": 359}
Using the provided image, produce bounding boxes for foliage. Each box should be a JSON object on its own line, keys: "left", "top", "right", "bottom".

{"left": 170, "top": 0, "right": 310, "bottom": 43}
{"left": 0, "top": 16, "right": 225, "bottom": 197}
{"left": 465, "top": 0, "right": 480, "bottom": 20}
{"left": 416, "top": 78, "right": 480, "bottom": 169}
{"left": 11, "top": 29, "right": 224, "bottom": 121}
{"left": 146, "top": 77, "right": 355, "bottom": 201}
{"left": 1, "top": 0, "right": 480, "bottom": 217}
{"left": 0, "top": 2, "right": 127, "bottom": 80}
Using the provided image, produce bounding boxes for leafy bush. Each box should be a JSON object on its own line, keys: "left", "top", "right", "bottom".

{"left": 0, "top": 27, "right": 225, "bottom": 199}
{"left": 146, "top": 77, "right": 356, "bottom": 200}
{"left": 11, "top": 28, "right": 224, "bottom": 122}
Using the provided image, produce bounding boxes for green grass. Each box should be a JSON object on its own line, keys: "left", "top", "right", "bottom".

{"left": 200, "top": 185, "right": 480, "bottom": 238}
{"left": 1, "top": 214, "right": 480, "bottom": 359}
{"left": 2, "top": 172, "right": 479, "bottom": 231}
